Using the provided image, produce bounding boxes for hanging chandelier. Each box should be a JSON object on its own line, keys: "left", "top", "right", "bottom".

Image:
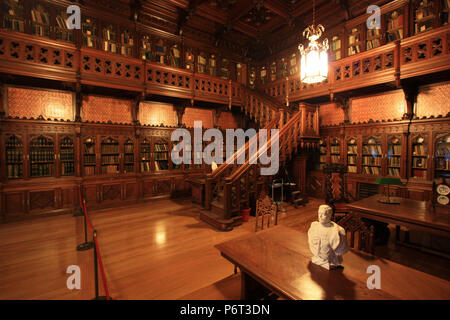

{"left": 298, "top": 0, "right": 329, "bottom": 84}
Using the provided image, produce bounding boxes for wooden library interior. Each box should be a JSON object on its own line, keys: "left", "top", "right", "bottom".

{"left": 0, "top": 0, "right": 449, "bottom": 301}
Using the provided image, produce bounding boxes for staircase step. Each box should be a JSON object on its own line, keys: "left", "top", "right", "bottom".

{"left": 200, "top": 210, "right": 242, "bottom": 232}
{"left": 292, "top": 191, "right": 301, "bottom": 195}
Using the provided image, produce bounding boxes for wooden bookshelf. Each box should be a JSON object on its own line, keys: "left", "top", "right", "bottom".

{"left": 331, "top": 35, "right": 342, "bottom": 61}
{"left": 124, "top": 138, "right": 134, "bottom": 173}
{"left": 154, "top": 140, "right": 169, "bottom": 171}
{"left": 387, "top": 137, "right": 401, "bottom": 177}
{"left": 83, "top": 137, "right": 96, "bottom": 176}
{"left": 411, "top": 136, "right": 428, "bottom": 179}
{"left": 208, "top": 54, "right": 217, "bottom": 76}
{"left": 29, "top": 135, "right": 54, "bottom": 178}
{"left": 347, "top": 138, "right": 358, "bottom": 173}
{"left": 347, "top": 27, "right": 362, "bottom": 56}
{"left": 2, "top": 0, "right": 25, "bottom": 33}
{"left": 103, "top": 24, "right": 118, "bottom": 54}
{"left": 101, "top": 137, "right": 119, "bottom": 174}
{"left": 5, "top": 135, "right": 23, "bottom": 179}
{"left": 155, "top": 39, "right": 166, "bottom": 64}
{"left": 366, "top": 25, "right": 382, "bottom": 50}
{"left": 55, "top": 9, "right": 73, "bottom": 43}
{"left": 140, "top": 35, "right": 152, "bottom": 61}
{"left": 197, "top": 52, "right": 207, "bottom": 74}
{"left": 82, "top": 16, "right": 97, "bottom": 48}
{"left": 221, "top": 58, "right": 230, "bottom": 80}
{"left": 120, "top": 29, "right": 134, "bottom": 57}
{"left": 330, "top": 137, "right": 341, "bottom": 164}
{"left": 434, "top": 134, "right": 450, "bottom": 178}
{"left": 140, "top": 138, "right": 151, "bottom": 172}
{"left": 414, "top": 0, "right": 436, "bottom": 34}
{"left": 31, "top": 3, "right": 50, "bottom": 38}
{"left": 60, "top": 136, "right": 75, "bottom": 176}
{"left": 362, "top": 137, "right": 382, "bottom": 175}
{"left": 319, "top": 139, "right": 327, "bottom": 170}
{"left": 386, "top": 10, "right": 405, "bottom": 43}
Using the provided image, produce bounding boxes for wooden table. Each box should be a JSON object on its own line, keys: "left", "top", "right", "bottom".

{"left": 215, "top": 225, "right": 450, "bottom": 300}
{"left": 347, "top": 195, "right": 450, "bottom": 238}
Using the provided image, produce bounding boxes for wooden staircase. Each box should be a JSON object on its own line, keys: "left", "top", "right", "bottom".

{"left": 201, "top": 88, "right": 320, "bottom": 231}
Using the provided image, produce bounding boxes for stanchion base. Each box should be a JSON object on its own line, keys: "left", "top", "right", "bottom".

{"left": 92, "top": 296, "right": 109, "bottom": 300}
{"left": 76, "top": 242, "right": 94, "bottom": 251}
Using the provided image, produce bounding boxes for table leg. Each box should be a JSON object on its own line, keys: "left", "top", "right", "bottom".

{"left": 241, "top": 272, "right": 270, "bottom": 300}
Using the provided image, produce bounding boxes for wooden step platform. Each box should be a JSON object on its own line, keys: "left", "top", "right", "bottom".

{"left": 179, "top": 274, "right": 241, "bottom": 300}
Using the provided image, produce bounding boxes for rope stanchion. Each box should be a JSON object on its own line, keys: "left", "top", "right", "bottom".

{"left": 76, "top": 199, "right": 94, "bottom": 251}
{"left": 92, "top": 230, "right": 111, "bottom": 300}
{"left": 74, "top": 185, "right": 84, "bottom": 217}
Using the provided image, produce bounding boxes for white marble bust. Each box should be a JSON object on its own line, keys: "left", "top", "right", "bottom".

{"left": 308, "top": 204, "right": 349, "bottom": 270}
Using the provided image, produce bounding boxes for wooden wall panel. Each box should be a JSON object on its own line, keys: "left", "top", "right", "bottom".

{"left": 7, "top": 87, "right": 73, "bottom": 120}
{"left": 351, "top": 90, "right": 406, "bottom": 123}
{"left": 139, "top": 102, "right": 177, "bottom": 126}
{"left": 82, "top": 95, "right": 132, "bottom": 124}
{"left": 217, "top": 111, "right": 240, "bottom": 129}
{"left": 319, "top": 103, "right": 344, "bottom": 126}
{"left": 183, "top": 107, "right": 213, "bottom": 128}
{"left": 416, "top": 83, "right": 450, "bottom": 118}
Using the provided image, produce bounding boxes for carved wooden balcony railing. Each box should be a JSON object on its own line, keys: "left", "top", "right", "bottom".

{"left": 260, "top": 24, "right": 450, "bottom": 102}
{"left": 0, "top": 30, "right": 78, "bottom": 82}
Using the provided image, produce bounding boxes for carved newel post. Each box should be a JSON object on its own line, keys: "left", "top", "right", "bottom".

{"left": 308, "top": 205, "right": 349, "bottom": 270}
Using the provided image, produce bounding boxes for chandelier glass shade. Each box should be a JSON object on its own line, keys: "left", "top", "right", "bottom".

{"left": 298, "top": 24, "right": 329, "bottom": 84}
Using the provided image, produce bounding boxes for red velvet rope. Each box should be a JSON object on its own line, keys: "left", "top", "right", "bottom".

{"left": 80, "top": 195, "right": 111, "bottom": 300}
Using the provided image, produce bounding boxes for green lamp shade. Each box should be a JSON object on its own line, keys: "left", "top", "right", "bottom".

{"left": 374, "top": 177, "right": 403, "bottom": 186}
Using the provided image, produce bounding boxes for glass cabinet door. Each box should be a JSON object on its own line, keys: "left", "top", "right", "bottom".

{"left": 124, "top": 138, "right": 134, "bottom": 173}
{"left": 60, "top": 136, "right": 75, "bottom": 176}
{"left": 154, "top": 139, "right": 169, "bottom": 171}
{"left": 3, "top": 0, "right": 25, "bottom": 33}
{"left": 29, "top": 135, "right": 54, "bottom": 177}
{"left": 82, "top": 16, "right": 97, "bottom": 48}
{"left": 55, "top": 8, "right": 73, "bottom": 42}
{"left": 411, "top": 135, "right": 428, "bottom": 179}
{"left": 330, "top": 138, "right": 341, "bottom": 164}
{"left": 5, "top": 135, "right": 23, "bottom": 179}
{"left": 347, "top": 27, "right": 362, "bottom": 56}
{"left": 140, "top": 138, "right": 151, "bottom": 172}
{"left": 31, "top": 3, "right": 50, "bottom": 38}
{"left": 101, "top": 137, "right": 119, "bottom": 174}
{"left": 103, "top": 24, "right": 118, "bottom": 53}
{"left": 386, "top": 9, "right": 404, "bottom": 42}
{"left": 319, "top": 139, "right": 327, "bottom": 170}
{"left": 347, "top": 138, "right": 358, "bottom": 173}
{"left": 362, "top": 137, "right": 382, "bottom": 175}
{"left": 434, "top": 134, "right": 450, "bottom": 179}
{"left": 83, "top": 137, "right": 96, "bottom": 176}
{"left": 140, "top": 35, "right": 152, "bottom": 60}
{"left": 387, "top": 136, "right": 401, "bottom": 177}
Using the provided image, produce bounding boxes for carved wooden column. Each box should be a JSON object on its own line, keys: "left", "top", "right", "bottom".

{"left": 132, "top": 94, "right": 143, "bottom": 125}
{"left": 0, "top": 83, "right": 5, "bottom": 118}
{"left": 213, "top": 107, "right": 224, "bottom": 128}
{"left": 175, "top": 102, "right": 187, "bottom": 127}
{"left": 402, "top": 85, "right": 419, "bottom": 120}
{"left": 335, "top": 96, "right": 350, "bottom": 124}
{"left": 75, "top": 83, "right": 82, "bottom": 122}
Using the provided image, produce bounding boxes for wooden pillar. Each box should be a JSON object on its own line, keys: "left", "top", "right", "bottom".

{"left": 75, "top": 83, "right": 82, "bottom": 122}
{"left": 402, "top": 85, "right": 418, "bottom": 120}
{"left": 175, "top": 101, "right": 188, "bottom": 127}
{"left": 132, "top": 93, "right": 143, "bottom": 125}
{"left": 335, "top": 96, "right": 350, "bottom": 123}
{"left": 0, "top": 84, "right": 5, "bottom": 118}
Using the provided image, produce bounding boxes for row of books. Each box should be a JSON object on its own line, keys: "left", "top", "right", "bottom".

{"left": 347, "top": 146, "right": 357, "bottom": 154}
{"left": 141, "top": 154, "right": 151, "bottom": 161}
{"left": 363, "top": 156, "right": 382, "bottom": 166}
{"left": 31, "top": 164, "right": 53, "bottom": 177}
{"left": 124, "top": 164, "right": 134, "bottom": 173}
{"left": 6, "top": 150, "right": 23, "bottom": 162}
{"left": 124, "top": 155, "right": 134, "bottom": 163}
{"left": 31, "top": 138, "right": 53, "bottom": 147}
{"left": 388, "top": 168, "right": 400, "bottom": 176}
{"left": 55, "top": 15, "right": 69, "bottom": 30}
{"left": 4, "top": 17, "right": 25, "bottom": 32}
{"left": 412, "top": 157, "right": 427, "bottom": 168}
{"left": 415, "top": 21, "right": 433, "bottom": 34}
{"left": 319, "top": 147, "right": 327, "bottom": 154}
{"left": 104, "top": 41, "right": 118, "bottom": 53}
{"left": 320, "top": 155, "right": 326, "bottom": 163}
{"left": 388, "top": 157, "right": 401, "bottom": 166}
{"left": 330, "top": 146, "right": 340, "bottom": 154}
{"left": 141, "top": 162, "right": 151, "bottom": 172}
{"left": 125, "top": 145, "right": 134, "bottom": 153}
{"left": 348, "top": 156, "right": 357, "bottom": 165}
{"left": 30, "top": 150, "right": 54, "bottom": 162}
{"left": 155, "top": 153, "right": 168, "bottom": 161}
{"left": 387, "top": 14, "right": 404, "bottom": 31}
{"left": 101, "top": 155, "right": 119, "bottom": 165}
{"left": 155, "top": 144, "right": 169, "bottom": 152}
{"left": 412, "top": 169, "right": 427, "bottom": 178}
{"left": 415, "top": 3, "right": 434, "bottom": 21}
{"left": 60, "top": 150, "right": 74, "bottom": 161}
{"left": 348, "top": 45, "right": 361, "bottom": 56}
{"left": 84, "top": 144, "right": 95, "bottom": 154}
{"left": 366, "top": 39, "right": 381, "bottom": 50}
{"left": 84, "top": 167, "right": 95, "bottom": 176}
{"left": 348, "top": 34, "right": 361, "bottom": 45}
{"left": 102, "top": 165, "right": 119, "bottom": 174}
{"left": 386, "top": 29, "right": 404, "bottom": 42}
{"left": 348, "top": 165, "right": 357, "bottom": 173}
{"left": 436, "top": 159, "right": 450, "bottom": 170}
{"left": 412, "top": 144, "right": 426, "bottom": 155}
{"left": 84, "top": 155, "right": 96, "bottom": 164}
{"left": 362, "top": 166, "right": 380, "bottom": 175}
{"left": 331, "top": 156, "right": 340, "bottom": 163}
{"left": 101, "top": 145, "right": 119, "bottom": 154}
{"left": 7, "top": 164, "right": 23, "bottom": 179}
{"left": 155, "top": 161, "right": 169, "bottom": 171}
{"left": 62, "top": 163, "right": 75, "bottom": 176}
{"left": 367, "top": 28, "right": 381, "bottom": 38}
{"left": 31, "top": 9, "right": 50, "bottom": 25}
{"left": 436, "top": 146, "right": 450, "bottom": 156}
{"left": 388, "top": 145, "right": 401, "bottom": 154}
{"left": 84, "top": 36, "right": 96, "bottom": 48}
{"left": 363, "top": 145, "right": 382, "bottom": 154}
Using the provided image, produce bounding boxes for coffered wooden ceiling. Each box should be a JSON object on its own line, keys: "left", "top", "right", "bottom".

{"left": 93, "top": 0, "right": 392, "bottom": 60}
